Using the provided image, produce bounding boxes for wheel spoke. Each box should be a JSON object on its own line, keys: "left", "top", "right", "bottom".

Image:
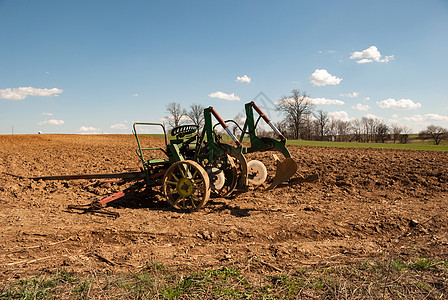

{"left": 166, "top": 180, "right": 177, "bottom": 186}
{"left": 172, "top": 195, "right": 182, "bottom": 206}
{"left": 193, "top": 178, "right": 203, "bottom": 184}
{"left": 171, "top": 173, "right": 180, "bottom": 182}
{"left": 191, "top": 194, "right": 201, "bottom": 202}
{"left": 191, "top": 169, "right": 198, "bottom": 179}
{"left": 178, "top": 165, "right": 186, "bottom": 177}
{"left": 189, "top": 197, "right": 197, "bottom": 208}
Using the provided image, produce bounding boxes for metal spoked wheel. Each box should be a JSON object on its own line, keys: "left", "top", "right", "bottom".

{"left": 162, "top": 160, "right": 210, "bottom": 211}
{"left": 206, "top": 154, "right": 237, "bottom": 198}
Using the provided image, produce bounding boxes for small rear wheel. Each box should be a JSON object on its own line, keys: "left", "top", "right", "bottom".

{"left": 247, "top": 160, "right": 267, "bottom": 185}
{"left": 162, "top": 160, "right": 210, "bottom": 211}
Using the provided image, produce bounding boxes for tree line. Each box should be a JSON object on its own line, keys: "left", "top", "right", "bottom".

{"left": 165, "top": 90, "right": 447, "bottom": 145}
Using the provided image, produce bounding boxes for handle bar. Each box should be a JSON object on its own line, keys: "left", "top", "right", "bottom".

{"left": 209, "top": 107, "right": 242, "bottom": 147}
{"left": 250, "top": 102, "right": 286, "bottom": 141}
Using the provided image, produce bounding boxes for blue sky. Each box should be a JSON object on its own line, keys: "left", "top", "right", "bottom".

{"left": 1, "top": 0, "right": 447, "bottom": 134}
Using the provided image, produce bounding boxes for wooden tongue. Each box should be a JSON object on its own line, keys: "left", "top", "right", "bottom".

{"left": 266, "top": 158, "right": 298, "bottom": 190}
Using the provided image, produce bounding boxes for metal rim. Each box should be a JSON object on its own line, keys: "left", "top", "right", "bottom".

{"left": 247, "top": 160, "right": 268, "bottom": 185}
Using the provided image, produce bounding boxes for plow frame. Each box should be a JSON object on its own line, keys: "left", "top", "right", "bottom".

{"left": 239, "top": 101, "right": 291, "bottom": 159}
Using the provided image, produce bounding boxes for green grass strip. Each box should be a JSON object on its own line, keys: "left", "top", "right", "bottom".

{"left": 1, "top": 258, "right": 447, "bottom": 299}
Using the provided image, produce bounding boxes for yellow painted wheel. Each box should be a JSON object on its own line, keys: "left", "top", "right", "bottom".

{"left": 162, "top": 160, "right": 210, "bottom": 211}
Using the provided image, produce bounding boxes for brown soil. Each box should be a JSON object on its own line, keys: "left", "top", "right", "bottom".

{"left": 1, "top": 134, "right": 447, "bottom": 281}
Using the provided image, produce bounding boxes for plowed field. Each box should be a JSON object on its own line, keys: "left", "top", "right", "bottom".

{"left": 1, "top": 134, "right": 447, "bottom": 281}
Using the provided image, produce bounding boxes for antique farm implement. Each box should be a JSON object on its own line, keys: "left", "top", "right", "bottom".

{"left": 11, "top": 102, "right": 317, "bottom": 215}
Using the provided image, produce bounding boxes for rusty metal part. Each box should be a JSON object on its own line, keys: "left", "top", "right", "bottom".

{"left": 67, "top": 182, "right": 144, "bottom": 217}
{"left": 266, "top": 158, "right": 298, "bottom": 190}
{"left": 28, "top": 171, "right": 146, "bottom": 181}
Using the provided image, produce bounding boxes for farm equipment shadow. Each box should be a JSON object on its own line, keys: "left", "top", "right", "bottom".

{"left": 69, "top": 187, "right": 278, "bottom": 217}
{"left": 208, "top": 199, "right": 281, "bottom": 217}
{"left": 107, "top": 188, "right": 173, "bottom": 211}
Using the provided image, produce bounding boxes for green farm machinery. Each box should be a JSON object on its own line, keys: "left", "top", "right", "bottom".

{"left": 14, "top": 102, "right": 314, "bottom": 215}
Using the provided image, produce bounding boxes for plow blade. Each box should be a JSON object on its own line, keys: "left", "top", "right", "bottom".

{"left": 266, "top": 158, "right": 298, "bottom": 190}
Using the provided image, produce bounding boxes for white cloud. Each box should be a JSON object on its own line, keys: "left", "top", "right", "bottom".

{"left": 78, "top": 126, "right": 101, "bottom": 133}
{"left": 363, "top": 113, "right": 382, "bottom": 120}
{"left": 352, "top": 103, "right": 370, "bottom": 111}
{"left": 350, "top": 46, "right": 394, "bottom": 64}
{"left": 309, "top": 97, "right": 344, "bottom": 105}
{"left": 328, "top": 111, "right": 351, "bottom": 122}
{"left": 364, "top": 97, "right": 370, "bottom": 101}
{"left": 208, "top": 91, "right": 240, "bottom": 101}
{"left": 132, "top": 93, "right": 139, "bottom": 97}
{"left": 403, "top": 114, "right": 448, "bottom": 122}
{"left": 0, "top": 87, "right": 63, "bottom": 100}
{"left": 357, "top": 58, "right": 374, "bottom": 64}
{"left": 41, "top": 112, "right": 54, "bottom": 116}
{"left": 309, "top": 69, "right": 342, "bottom": 86}
{"left": 110, "top": 123, "right": 128, "bottom": 130}
{"left": 38, "top": 119, "right": 64, "bottom": 126}
{"left": 377, "top": 98, "right": 421, "bottom": 110}
{"left": 236, "top": 75, "right": 251, "bottom": 83}
{"left": 340, "top": 92, "right": 359, "bottom": 98}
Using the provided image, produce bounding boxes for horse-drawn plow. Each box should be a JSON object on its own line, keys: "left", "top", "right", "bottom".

{"left": 11, "top": 102, "right": 318, "bottom": 216}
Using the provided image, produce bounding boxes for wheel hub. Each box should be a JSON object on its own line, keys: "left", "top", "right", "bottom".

{"left": 177, "top": 177, "right": 194, "bottom": 197}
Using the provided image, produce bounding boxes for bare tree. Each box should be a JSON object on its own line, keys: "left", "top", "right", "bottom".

{"left": 400, "top": 125, "right": 412, "bottom": 144}
{"left": 230, "top": 111, "right": 245, "bottom": 136}
{"left": 336, "top": 120, "right": 351, "bottom": 141}
{"left": 276, "top": 89, "right": 314, "bottom": 139}
{"left": 350, "top": 119, "right": 363, "bottom": 142}
{"left": 362, "top": 116, "right": 380, "bottom": 143}
{"left": 374, "top": 122, "right": 389, "bottom": 143}
{"left": 187, "top": 103, "right": 205, "bottom": 128}
{"left": 420, "top": 125, "right": 447, "bottom": 145}
{"left": 314, "top": 110, "right": 329, "bottom": 141}
{"left": 165, "top": 102, "right": 187, "bottom": 129}
{"left": 391, "top": 124, "right": 402, "bottom": 143}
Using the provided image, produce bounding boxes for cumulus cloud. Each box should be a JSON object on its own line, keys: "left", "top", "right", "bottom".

{"left": 0, "top": 87, "right": 63, "bottom": 100}
{"left": 78, "top": 126, "right": 101, "bottom": 133}
{"left": 328, "top": 111, "right": 351, "bottom": 122}
{"left": 340, "top": 92, "right": 359, "bottom": 98}
{"left": 276, "top": 96, "right": 343, "bottom": 107}
{"left": 41, "top": 112, "right": 54, "bottom": 116}
{"left": 309, "top": 97, "right": 344, "bottom": 105}
{"left": 110, "top": 123, "right": 128, "bottom": 130}
{"left": 309, "top": 69, "right": 342, "bottom": 86}
{"left": 208, "top": 91, "right": 240, "bottom": 101}
{"left": 350, "top": 46, "right": 394, "bottom": 64}
{"left": 38, "top": 119, "right": 64, "bottom": 126}
{"left": 377, "top": 98, "right": 421, "bottom": 110}
{"left": 352, "top": 103, "right": 370, "bottom": 111}
{"left": 236, "top": 75, "right": 251, "bottom": 83}
{"left": 403, "top": 114, "right": 448, "bottom": 122}
{"left": 363, "top": 113, "right": 382, "bottom": 120}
